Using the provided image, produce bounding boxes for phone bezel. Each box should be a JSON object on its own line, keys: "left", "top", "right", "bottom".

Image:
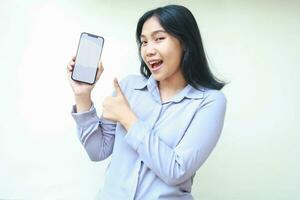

{"left": 71, "top": 32, "right": 104, "bottom": 85}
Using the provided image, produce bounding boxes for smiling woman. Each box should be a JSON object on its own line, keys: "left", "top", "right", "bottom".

{"left": 68, "top": 4, "right": 226, "bottom": 200}
{"left": 139, "top": 17, "right": 186, "bottom": 97}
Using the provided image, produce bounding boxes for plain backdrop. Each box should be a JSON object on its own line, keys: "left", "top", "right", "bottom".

{"left": 0, "top": 0, "right": 299, "bottom": 199}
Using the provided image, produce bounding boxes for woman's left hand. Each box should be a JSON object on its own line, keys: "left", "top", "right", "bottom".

{"left": 102, "top": 78, "right": 138, "bottom": 131}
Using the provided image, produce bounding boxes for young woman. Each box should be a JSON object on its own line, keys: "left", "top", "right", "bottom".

{"left": 67, "top": 4, "right": 226, "bottom": 200}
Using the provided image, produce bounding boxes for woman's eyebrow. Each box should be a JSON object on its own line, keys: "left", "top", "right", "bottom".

{"left": 140, "top": 30, "right": 167, "bottom": 38}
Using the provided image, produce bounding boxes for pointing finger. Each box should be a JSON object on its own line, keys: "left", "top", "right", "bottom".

{"left": 113, "top": 78, "right": 124, "bottom": 96}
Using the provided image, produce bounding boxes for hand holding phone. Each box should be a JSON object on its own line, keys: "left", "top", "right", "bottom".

{"left": 67, "top": 54, "right": 104, "bottom": 97}
{"left": 71, "top": 32, "right": 104, "bottom": 85}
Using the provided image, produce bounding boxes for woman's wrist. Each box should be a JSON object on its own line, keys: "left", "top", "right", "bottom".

{"left": 74, "top": 94, "right": 92, "bottom": 113}
{"left": 73, "top": 89, "right": 92, "bottom": 97}
{"left": 120, "top": 110, "right": 138, "bottom": 131}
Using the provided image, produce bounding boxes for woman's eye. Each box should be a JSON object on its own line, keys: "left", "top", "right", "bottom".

{"left": 155, "top": 37, "right": 165, "bottom": 41}
{"left": 141, "top": 41, "right": 147, "bottom": 46}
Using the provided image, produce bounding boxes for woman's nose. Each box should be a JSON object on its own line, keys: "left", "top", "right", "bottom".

{"left": 145, "top": 43, "right": 157, "bottom": 57}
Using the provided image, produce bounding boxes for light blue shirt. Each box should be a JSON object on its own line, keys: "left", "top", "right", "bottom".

{"left": 71, "top": 75, "right": 226, "bottom": 200}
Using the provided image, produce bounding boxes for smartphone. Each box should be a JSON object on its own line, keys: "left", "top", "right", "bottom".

{"left": 71, "top": 32, "right": 104, "bottom": 84}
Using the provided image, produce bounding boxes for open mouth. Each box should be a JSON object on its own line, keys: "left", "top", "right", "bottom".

{"left": 148, "top": 60, "right": 163, "bottom": 71}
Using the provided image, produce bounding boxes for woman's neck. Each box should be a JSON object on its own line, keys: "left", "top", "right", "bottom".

{"left": 158, "top": 72, "right": 187, "bottom": 102}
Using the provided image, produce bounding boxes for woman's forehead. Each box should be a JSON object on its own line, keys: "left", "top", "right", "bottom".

{"left": 141, "top": 17, "right": 165, "bottom": 35}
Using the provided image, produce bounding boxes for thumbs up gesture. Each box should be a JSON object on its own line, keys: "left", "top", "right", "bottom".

{"left": 102, "top": 78, "right": 138, "bottom": 131}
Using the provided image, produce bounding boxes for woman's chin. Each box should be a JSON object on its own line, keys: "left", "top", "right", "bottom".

{"left": 151, "top": 74, "right": 165, "bottom": 82}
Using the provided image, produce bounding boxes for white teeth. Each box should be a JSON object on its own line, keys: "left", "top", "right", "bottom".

{"left": 148, "top": 60, "right": 161, "bottom": 65}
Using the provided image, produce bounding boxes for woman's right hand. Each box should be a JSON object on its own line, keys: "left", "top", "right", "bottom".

{"left": 67, "top": 55, "right": 104, "bottom": 97}
{"left": 67, "top": 56, "right": 104, "bottom": 112}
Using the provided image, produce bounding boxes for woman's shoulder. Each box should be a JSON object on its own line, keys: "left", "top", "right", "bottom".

{"left": 201, "top": 87, "right": 227, "bottom": 106}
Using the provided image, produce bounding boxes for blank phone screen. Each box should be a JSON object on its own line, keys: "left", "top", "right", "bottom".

{"left": 72, "top": 33, "right": 104, "bottom": 84}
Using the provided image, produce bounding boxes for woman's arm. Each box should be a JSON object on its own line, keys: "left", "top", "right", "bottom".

{"left": 68, "top": 56, "right": 116, "bottom": 161}
{"left": 124, "top": 91, "right": 227, "bottom": 185}
{"left": 72, "top": 104, "right": 116, "bottom": 161}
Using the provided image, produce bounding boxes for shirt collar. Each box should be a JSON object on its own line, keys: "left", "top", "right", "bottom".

{"left": 133, "top": 76, "right": 148, "bottom": 90}
{"left": 134, "top": 75, "right": 204, "bottom": 103}
{"left": 171, "top": 84, "right": 204, "bottom": 103}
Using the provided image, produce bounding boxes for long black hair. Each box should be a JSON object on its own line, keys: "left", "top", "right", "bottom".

{"left": 136, "top": 5, "right": 225, "bottom": 90}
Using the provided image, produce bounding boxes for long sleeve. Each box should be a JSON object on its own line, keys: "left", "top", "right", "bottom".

{"left": 124, "top": 91, "right": 226, "bottom": 185}
{"left": 71, "top": 104, "right": 116, "bottom": 161}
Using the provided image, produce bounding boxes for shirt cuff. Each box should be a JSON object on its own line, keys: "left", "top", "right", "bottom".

{"left": 71, "top": 104, "right": 99, "bottom": 127}
{"left": 124, "top": 120, "right": 151, "bottom": 151}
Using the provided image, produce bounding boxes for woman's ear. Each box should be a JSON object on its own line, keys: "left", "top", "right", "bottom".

{"left": 182, "top": 45, "right": 187, "bottom": 53}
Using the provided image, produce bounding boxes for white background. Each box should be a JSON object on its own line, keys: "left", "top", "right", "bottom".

{"left": 0, "top": 0, "right": 299, "bottom": 199}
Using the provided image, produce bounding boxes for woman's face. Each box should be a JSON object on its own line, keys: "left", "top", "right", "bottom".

{"left": 140, "top": 17, "right": 184, "bottom": 82}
